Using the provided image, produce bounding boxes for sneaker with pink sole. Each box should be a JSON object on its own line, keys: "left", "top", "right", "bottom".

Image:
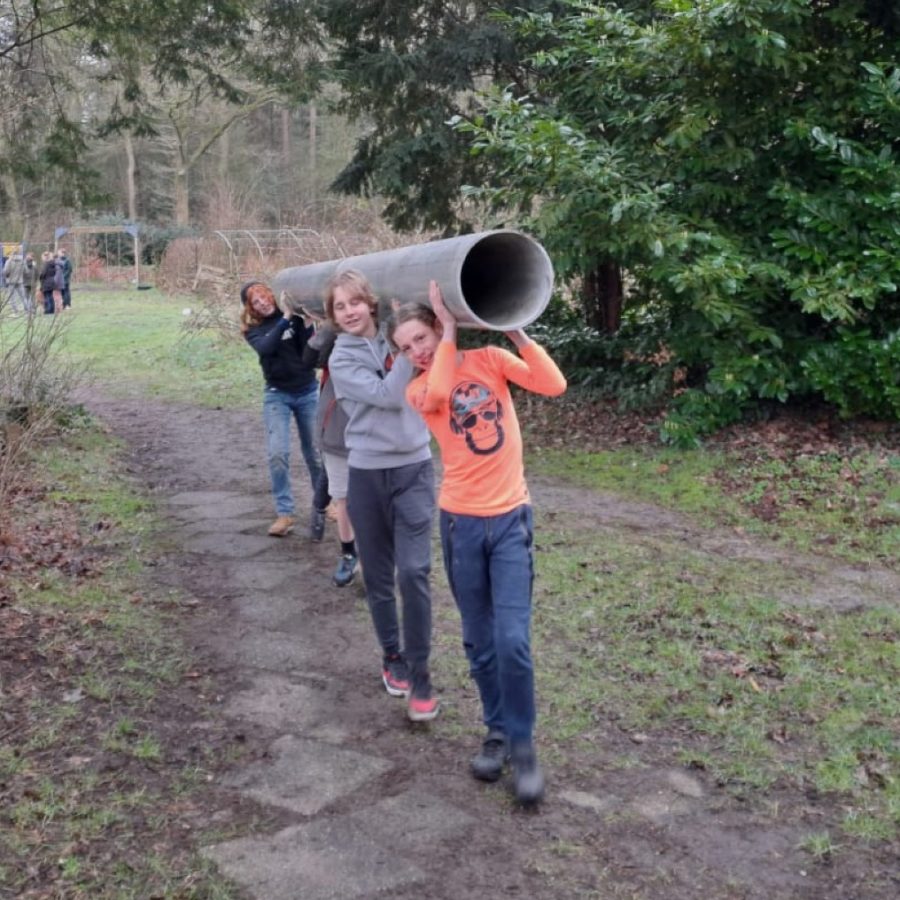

{"left": 407, "top": 693, "right": 440, "bottom": 722}
{"left": 381, "top": 654, "right": 410, "bottom": 697}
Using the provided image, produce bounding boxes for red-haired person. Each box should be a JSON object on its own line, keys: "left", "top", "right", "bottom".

{"left": 240, "top": 281, "right": 323, "bottom": 538}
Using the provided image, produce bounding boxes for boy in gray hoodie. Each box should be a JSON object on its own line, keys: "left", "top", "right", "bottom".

{"left": 326, "top": 270, "right": 439, "bottom": 722}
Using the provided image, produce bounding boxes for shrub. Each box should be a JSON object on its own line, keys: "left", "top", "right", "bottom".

{"left": 802, "top": 328, "right": 900, "bottom": 420}
{"left": 0, "top": 309, "right": 78, "bottom": 537}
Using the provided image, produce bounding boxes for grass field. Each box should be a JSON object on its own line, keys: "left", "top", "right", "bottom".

{"left": 58, "top": 288, "right": 259, "bottom": 408}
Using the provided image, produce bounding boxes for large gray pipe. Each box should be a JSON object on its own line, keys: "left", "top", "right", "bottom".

{"left": 271, "top": 230, "right": 553, "bottom": 330}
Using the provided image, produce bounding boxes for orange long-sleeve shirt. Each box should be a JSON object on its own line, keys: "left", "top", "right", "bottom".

{"left": 406, "top": 340, "right": 567, "bottom": 516}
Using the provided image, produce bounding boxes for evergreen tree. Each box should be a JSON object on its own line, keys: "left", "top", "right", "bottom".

{"left": 303, "top": 0, "right": 564, "bottom": 231}
{"left": 457, "top": 0, "right": 900, "bottom": 435}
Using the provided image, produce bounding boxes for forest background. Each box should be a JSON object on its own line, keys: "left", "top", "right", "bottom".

{"left": 2, "top": 0, "right": 900, "bottom": 439}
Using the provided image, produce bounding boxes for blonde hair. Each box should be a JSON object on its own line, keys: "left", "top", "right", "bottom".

{"left": 324, "top": 270, "right": 378, "bottom": 330}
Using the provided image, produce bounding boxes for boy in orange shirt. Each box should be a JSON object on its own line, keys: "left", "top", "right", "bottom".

{"left": 390, "top": 281, "right": 566, "bottom": 804}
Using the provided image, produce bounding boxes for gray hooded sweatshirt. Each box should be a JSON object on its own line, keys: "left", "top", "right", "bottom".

{"left": 328, "top": 328, "right": 432, "bottom": 470}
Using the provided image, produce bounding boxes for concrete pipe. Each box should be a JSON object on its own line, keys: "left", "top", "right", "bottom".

{"left": 271, "top": 230, "right": 554, "bottom": 330}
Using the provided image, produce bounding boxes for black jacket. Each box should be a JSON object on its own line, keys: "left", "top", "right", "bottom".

{"left": 39, "top": 259, "right": 57, "bottom": 293}
{"left": 244, "top": 313, "right": 318, "bottom": 393}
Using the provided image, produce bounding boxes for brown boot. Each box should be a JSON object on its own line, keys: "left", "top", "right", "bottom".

{"left": 267, "top": 515, "right": 295, "bottom": 537}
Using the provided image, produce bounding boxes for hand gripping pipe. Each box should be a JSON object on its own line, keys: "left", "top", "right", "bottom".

{"left": 271, "top": 230, "right": 553, "bottom": 330}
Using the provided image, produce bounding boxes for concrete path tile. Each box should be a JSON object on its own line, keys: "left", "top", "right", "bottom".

{"left": 204, "top": 789, "right": 474, "bottom": 899}
{"left": 223, "top": 735, "right": 393, "bottom": 815}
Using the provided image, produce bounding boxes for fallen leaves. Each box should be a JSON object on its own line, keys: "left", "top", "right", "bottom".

{"left": 1, "top": 486, "right": 107, "bottom": 588}
{"left": 701, "top": 648, "right": 785, "bottom": 693}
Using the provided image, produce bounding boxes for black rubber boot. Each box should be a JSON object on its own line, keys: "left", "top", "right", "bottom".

{"left": 471, "top": 730, "right": 509, "bottom": 782}
{"left": 511, "top": 742, "right": 545, "bottom": 805}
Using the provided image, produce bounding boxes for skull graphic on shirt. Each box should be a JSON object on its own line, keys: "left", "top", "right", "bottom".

{"left": 449, "top": 381, "right": 504, "bottom": 455}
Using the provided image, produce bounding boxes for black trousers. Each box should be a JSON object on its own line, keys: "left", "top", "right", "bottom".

{"left": 347, "top": 460, "right": 435, "bottom": 695}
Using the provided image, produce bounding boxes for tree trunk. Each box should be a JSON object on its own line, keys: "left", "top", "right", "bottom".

{"left": 1, "top": 173, "right": 23, "bottom": 235}
{"left": 582, "top": 259, "right": 623, "bottom": 333}
{"left": 281, "top": 107, "right": 291, "bottom": 167}
{"left": 174, "top": 169, "right": 190, "bottom": 226}
{"left": 124, "top": 133, "right": 138, "bottom": 221}
{"left": 219, "top": 126, "right": 230, "bottom": 180}
{"left": 308, "top": 103, "right": 317, "bottom": 191}
{"left": 164, "top": 87, "right": 276, "bottom": 228}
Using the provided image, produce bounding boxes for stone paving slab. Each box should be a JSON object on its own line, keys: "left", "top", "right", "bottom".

{"left": 343, "top": 788, "right": 474, "bottom": 844}
{"left": 204, "top": 820, "right": 424, "bottom": 900}
{"left": 168, "top": 490, "right": 253, "bottom": 507}
{"left": 562, "top": 768, "right": 706, "bottom": 825}
{"left": 223, "top": 674, "right": 328, "bottom": 733}
{"left": 666, "top": 769, "right": 704, "bottom": 798}
{"left": 177, "top": 517, "right": 271, "bottom": 537}
{"left": 561, "top": 789, "right": 622, "bottom": 815}
{"left": 209, "top": 630, "right": 318, "bottom": 671}
{"left": 229, "top": 591, "right": 315, "bottom": 630}
{"left": 223, "top": 735, "right": 393, "bottom": 815}
{"left": 631, "top": 790, "right": 694, "bottom": 823}
{"left": 230, "top": 561, "right": 307, "bottom": 593}
{"left": 182, "top": 532, "right": 275, "bottom": 559}
{"left": 203, "top": 789, "right": 474, "bottom": 900}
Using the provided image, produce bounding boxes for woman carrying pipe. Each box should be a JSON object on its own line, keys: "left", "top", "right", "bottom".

{"left": 325, "top": 270, "right": 439, "bottom": 723}
{"left": 389, "top": 281, "right": 566, "bottom": 805}
{"left": 240, "top": 281, "right": 323, "bottom": 538}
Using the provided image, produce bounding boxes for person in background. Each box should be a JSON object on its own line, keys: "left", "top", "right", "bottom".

{"left": 390, "top": 282, "right": 567, "bottom": 804}
{"left": 240, "top": 281, "right": 323, "bottom": 538}
{"left": 22, "top": 251, "right": 39, "bottom": 314}
{"left": 57, "top": 248, "right": 73, "bottom": 309}
{"left": 326, "top": 270, "right": 439, "bottom": 723}
{"left": 39, "top": 251, "right": 59, "bottom": 314}
{"left": 2, "top": 249, "right": 27, "bottom": 315}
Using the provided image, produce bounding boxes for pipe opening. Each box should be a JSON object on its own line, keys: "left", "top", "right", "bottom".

{"left": 459, "top": 233, "right": 552, "bottom": 329}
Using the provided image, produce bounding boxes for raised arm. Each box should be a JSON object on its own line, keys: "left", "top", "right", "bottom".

{"left": 243, "top": 314, "right": 294, "bottom": 356}
{"left": 430, "top": 279, "right": 457, "bottom": 344}
{"left": 411, "top": 281, "right": 460, "bottom": 413}
{"left": 497, "top": 331, "right": 567, "bottom": 397}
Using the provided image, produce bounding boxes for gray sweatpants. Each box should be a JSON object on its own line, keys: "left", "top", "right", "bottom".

{"left": 347, "top": 460, "right": 435, "bottom": 695}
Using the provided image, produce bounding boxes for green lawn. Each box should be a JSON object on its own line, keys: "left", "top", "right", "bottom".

{"left": 59, "top": 288, "right": 259, "bottom": 408}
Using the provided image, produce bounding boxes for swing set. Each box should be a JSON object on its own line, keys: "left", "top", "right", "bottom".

{"left": 54, "top": 224, "right": 144, "bottom": 288}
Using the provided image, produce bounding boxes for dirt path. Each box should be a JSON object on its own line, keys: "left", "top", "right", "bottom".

{"left": 82, "top": 392, "right": 898, "bottom": 900}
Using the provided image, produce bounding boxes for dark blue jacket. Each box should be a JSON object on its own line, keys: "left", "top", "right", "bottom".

{"left": 244, "top": 312, "right": 318, "bottom": 394}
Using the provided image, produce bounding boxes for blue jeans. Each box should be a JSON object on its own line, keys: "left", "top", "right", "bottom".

{"left": 262, "top": 385, "right": 323, "bottom": 516}
{"left": 440, "top": 504, "right": 535, "bottom": 746}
